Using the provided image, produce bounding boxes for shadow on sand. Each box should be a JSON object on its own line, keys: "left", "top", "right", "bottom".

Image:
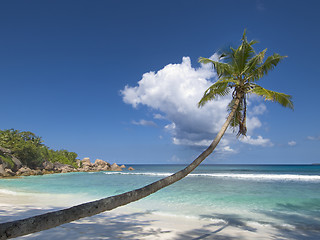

{"left": 1, "top": 202, "right": 320, "bottom": 239}
{"left": 1, "top": 207, "right": 254, "bottom": 240}
{"left": 172, "top": 213, "right": 257, "bottom": 240}
{"left": 1, "top": 206, "right": 165, "bottom": 240}
{"left": 258, "top": 201, "right": 320, "bottom": 240}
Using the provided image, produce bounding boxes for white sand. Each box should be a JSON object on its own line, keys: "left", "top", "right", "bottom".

{"left": 0, "top": 193, "right": 313, "bottom": 240}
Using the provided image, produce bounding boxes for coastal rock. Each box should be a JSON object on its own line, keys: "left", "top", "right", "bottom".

{"left": 81, "top": 158, "right": 92, "bottom": 166}
{"left": 110, "top": 163, "right": 122, "bottom": 171}
{"left": 0, "top": 164, "right": 9, "bottom": 177}
{"left": 16, "top": 166, "right": 33, "bottom": 176}
{"left": 0, "top": 152, "right": 126, "bottom": 177}
{"left": 43, "top": 161, "right": 54, "bottom": 171}
{"left": 61, "top": 168, "right": 69, "bottom": 173}
{"left": 60, "top": 166, "right": 74, "bottom": 173}
{"left": 11, "top": 156, "right": 22, "bottom": 170}
{"left": 76, "top": 159, "right": 82, "bottom": 168}
{"left": 0, "top": 164, "right": 5, "bottom": 173}
{"left": 0, "top": 146, "right": 22, "bottom": 170}
{"left": 31, "top": 169, "right": 43, "bottom": 175}
{"left": 5, "top": 168, "right": 15, "bottom": 176}
{"left": 80, "top": 166, "right": 92, "bottom": 172}
{"left": 101, "top": 165, "right": 110, "bottom": 171}
{"left": 0, "top": 160, "right": 9, "bottom": 170}
{"left": 128, "top": 167, "right": 134, "bottom": 171}
{"left": 53, "top": 162, "right": 64, "bottom": 171}
{"left": 94, "top": 159, "right": 110, "bottom": 168}
{"left": 53, "top": 162, "right": 75, "bottom": 173}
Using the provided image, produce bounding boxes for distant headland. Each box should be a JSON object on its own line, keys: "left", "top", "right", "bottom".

{"left": 0, "top": 129, "right": 133, "bottom": 178}
{"left": 1, "top": 154, "right": 134, "bottom": 178}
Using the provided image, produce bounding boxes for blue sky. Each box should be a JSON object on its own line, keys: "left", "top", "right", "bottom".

{"left": 1, "top": 0, "right": 320, "bottom": 164}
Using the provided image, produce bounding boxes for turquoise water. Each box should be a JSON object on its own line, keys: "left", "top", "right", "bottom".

{"left": 1, "top": 164, "right": 320, "bottom": 230}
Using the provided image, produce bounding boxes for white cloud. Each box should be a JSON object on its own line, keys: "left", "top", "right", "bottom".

{"left": 307, "top": 136, "right": 320, "bottom": 141}
{"left": 121, "top": 56, "right": 267, "bottom": 149}
{"left": 288, "top": 141, "right": 297, "bottom": 146}
{"left": 132, "top": 119, "right": 157, "bottom": 127}
{"left": 246, "top": 117, "right": 262, "bottom": 135}
{"left": 221, "top": 146, "right": 235, "bottom": 152}
{"left": 251, "top": 104, "right": 267, "bottom": 115}
{"left": 153, "top": 113, "right": 166, "bottom": 120}
{"left": 172, "top": 138, "right": 212, "bottom": 147}
{"left": 240, "top": 135, "right": 273, "bottom": 147}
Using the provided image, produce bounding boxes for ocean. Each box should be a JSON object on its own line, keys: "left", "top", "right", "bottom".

{"left": 1, "top": 164, "right": 320, "bottom": 233}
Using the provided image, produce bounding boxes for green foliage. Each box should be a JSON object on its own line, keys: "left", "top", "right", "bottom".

{"left": 198, "top": 78, "right": 237, "bottom": 107}
{"left": 0, "top": 129, "right": 79, "bottom": 169}
{"left": 41, "top": 148, "right": 78, "bottom": 168}
{"left": 0, "top": 129, "right": 43, "bottom": 168}
{"left": 198, "top": 29, "right": 294, "bottom": 137}
{"left": 249, "top": 85, "right": 294, "bottom": 109}
{"left": 0, "top": 153, "right": 14, "bottom": 169}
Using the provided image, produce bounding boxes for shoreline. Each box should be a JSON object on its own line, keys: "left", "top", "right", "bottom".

{"left": 0, "top": 193, "right": 279, "bottom": 240}
{"left": 0, "top": 191, "right": 302, "bottom": 240}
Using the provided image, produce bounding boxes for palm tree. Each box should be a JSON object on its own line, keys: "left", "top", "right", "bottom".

{"left": 0, "top": 30, "right": 293, "bottom": 239}
{"left": 198, "top": 30, "right": 293, "bottom": 137}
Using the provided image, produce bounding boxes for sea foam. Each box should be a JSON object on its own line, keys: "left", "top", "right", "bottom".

{"left": 0, "top": 189, "right": 20, "bottom": 195}
{"left": 103, "top": 172, "right": 320, "bottom": 182}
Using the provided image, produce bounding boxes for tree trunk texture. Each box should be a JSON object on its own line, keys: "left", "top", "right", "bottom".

{"left": 0, "top": 96, "right": 241, "bottom": 239}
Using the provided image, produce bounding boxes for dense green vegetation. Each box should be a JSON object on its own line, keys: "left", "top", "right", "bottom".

{"left": 0, "top": 129, "right": 79, "bottom": 169}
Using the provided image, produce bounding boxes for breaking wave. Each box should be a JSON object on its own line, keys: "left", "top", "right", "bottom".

{"left": 103, "top": 172, "right": 320, "bottom": 182}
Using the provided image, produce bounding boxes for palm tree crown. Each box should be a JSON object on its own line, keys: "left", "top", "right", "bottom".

{"left": 198, "top": 30, "right": 293, "bottom": 137}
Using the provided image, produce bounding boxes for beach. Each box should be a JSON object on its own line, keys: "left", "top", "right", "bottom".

{"left": 1, "top": 164, "right": 320, "bottom": 239}
{"left": 0, "top": 199, "right": 279, "bottom": 239}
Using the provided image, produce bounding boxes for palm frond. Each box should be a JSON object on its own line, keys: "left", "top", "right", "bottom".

{"left": 216, "top": 77, "right": 239, "bottom": 85}
{"left": 248, "top": 39, "right": 259, "bottom": 46}
{"left": 230, "top": 31, "right": 257, "bottom": 74}
{"left": 227, "top": 99, "right": 242, "bottom": 128}
{"left": 250, "top": 85, "right": 294, "bottom": 109}
{"left": 242, "top": 29, "right": 259, "bottom": 46}
{"left": 227, "top": 97, "right": 247, "bottom": 137}
{"left": 198, "top": 81, "right": 231, "bottom": 107}
{"left": 242, "top": 29, "right": 247, "bottom": 41}
{"left": 198, "top": 57, "right": 232, "bottom": 77}
{"left": 242, "top": 48, "right": 267, "bottom": 76}
{"left": 250, "top": 54, "right": 287, "bottom": 81}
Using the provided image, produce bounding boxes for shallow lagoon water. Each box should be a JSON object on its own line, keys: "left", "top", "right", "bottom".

{"left": 1, "top": 164, "right": 320, "bottom": 231}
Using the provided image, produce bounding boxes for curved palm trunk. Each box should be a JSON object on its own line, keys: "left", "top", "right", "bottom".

{"left": 0, "top": 96, "right": 241, "bottom": 239}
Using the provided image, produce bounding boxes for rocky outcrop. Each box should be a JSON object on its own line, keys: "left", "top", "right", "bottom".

{"left": 43, "top": 161, "right": 54, "bottom": 171}
{"left": 0, "top": 146, "right": 22, "bottom": 170}
{"left": 5, "top": 168, "right": 15, "bottom": 176}
{"left": 128, "top": 167, "right": 134, "bottom": 171}
{"left": 54, "top": 163, "right": 75, "bottom": 173}
{"left": 16, "top": 166, "right": 33, "bottom": 176}
{"left": 93, "top": 159, "right": 111, "bottom": 171}
{"left": 0, "top": 164, "right": 8, "bottom": 177}
{"left": 75, "top": 159, "right": 122, "bottom": 172}
{"left": 110, "top": 163, "right": 122, "bottom": 171}
{"left": 81, "top": 158, "right": 91, "bottom": 166}
{"left": 0, "top": 156, "right": 131, "bottom": 178}
{"left": 76, "top": 159, "right": 81, "bottom": 168}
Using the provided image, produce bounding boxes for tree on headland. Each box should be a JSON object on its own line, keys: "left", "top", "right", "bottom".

{"left": 0, "top": 129, "right": 79, "bottom": 170}
{"left": 0, "top": 30, "right": 294, "bottom": 239}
